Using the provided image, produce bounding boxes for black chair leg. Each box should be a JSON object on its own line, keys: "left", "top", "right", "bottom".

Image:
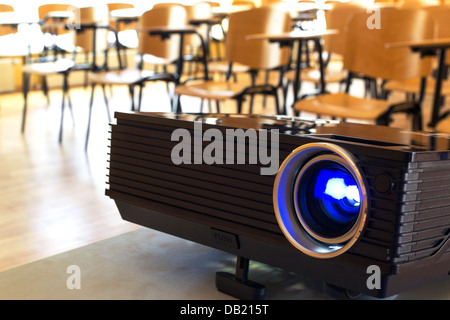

{"left": 262, "top": 70, "right": 269, "bottom": 109}
{"left": 200, "top": 99, "right": 204, "bottom": 112}
{"left": 85, "top": 83, "right": 96, "bottom": 151}
{"left": 67, "top": 90, "right": 75, "bottom": 127}
{"left": 21, "top": 73, "right": 30, "bottom": 133}
{"left": 58, "top": 73, "right": 73, "bottom": 144}
{"left": 173, "top": 95, "right": 182, "bottom": 113}
{"left": 282, "top": 80, "right": 290, "bottom": 115}
{"left": 137, "top": 83, "right": 144, "bottom": 112}
{"left": 42, "top": 76, "right": 50, "bottom": 105}
{"left": 237, "top": 97, "right": 244, "bottom": 114}
{"left": 101, "top": 85, "right": 112, "bottom": 122}
{"left": 274, "top": 90, "right": 281, "bottom": 115}
{"left": 412, "top": 103, "right": 423, "bottom": 131}
{"left": 58, "top": 75, "right": 69, "bottom": 144}
{"left": 128, "top": 85, "right": 136, "bottom": 111}
{"left": 216, "top": 100, "right": 220, "bottom": 113}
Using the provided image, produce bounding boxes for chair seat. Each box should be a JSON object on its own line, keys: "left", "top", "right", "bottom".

{"left": 138, "top": 54, "right": 174, "bottom": 66}
{"left": 384, "top": 77, "right": 450, "bottom": 96}
{"left": 22, "top": 59, "right": 75, "bottom": 75}
{"left": 285, "top": 67, "right": 347, "bottom": 84}
{"left": 207, "top": 61, "right": 250, "bottom": 74}
{"left": 174, "top": 80, "right": 247, "bottom": 100}
{"left": 294, "top": 92, "right": 391, "bottom": 120}
{"left": 89, "top": 68, "right": 157, "bottom": 85}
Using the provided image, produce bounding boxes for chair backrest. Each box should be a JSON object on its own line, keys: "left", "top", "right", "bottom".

{"left": 184, "top": 2, "right": 214, "bottom": 52}
{"left": 397, "top": 0, "right": 440, "bottom": 7}
{"left": 343, "top": 7, "right": 435, "bottom": 81}
{"left": 425, "top": 5, "right": 450, "bottom": 64}
{"left": 138, "top": 4, "right": 188, "bottom": 61}
{"left": 74, "top": 5, "right": 110, "bottom": 53}
{"left": 185, "top": 1, "right": 214, "bottom": 20}
{"left": 106, "top": 3, "right": 134, "bottom": 11}
{"left": 232, "top": 1, "right": 256, "bottom": 7}
{"left": 225, "top": 6, "right": 291, "bottom": 70}
{"left": 38, "top": 4, "right": 74, "bottom": 36}
{"left": 38, "top": 3, "right": 74, "bottom": 20}
{"left": 0, "top": 4, "right": 12, "bottom": 12}
{"left": 107, "top": 2, "right": 136, "bottom": 31}
{"left": 323, "top": 2, "right": 366, "bottom": 56}
{"left": 0, "top": 4, "right": 15, "bottom": 37}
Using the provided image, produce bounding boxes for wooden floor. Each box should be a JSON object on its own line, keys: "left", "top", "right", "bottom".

{"left": 0, "top": 70, "right": 443, "bottom": 272}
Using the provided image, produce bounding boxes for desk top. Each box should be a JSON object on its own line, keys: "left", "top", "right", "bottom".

{"left": 246, "top": 29, "right": 337, "bottom": 42}
{"left": 294, "top": 2, "right": 333, "bottom": 12}
{"left": 139, "top": 25, "right": 198, "bottom": 35}
{"left": 43, "top": 11, "right": 73, "bottom": 20}
{"left": 110, "top": 8, "right": 141, "bottom": 20}
{"left": 0, "top": 13, "right": 38, "bottom": 26}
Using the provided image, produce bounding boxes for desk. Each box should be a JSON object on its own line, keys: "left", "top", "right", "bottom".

{"left": 247, "top": 29, "right": 337, "bottom": 114}
{"left": 386, "top": 38, "right": 450, "bottom": 128}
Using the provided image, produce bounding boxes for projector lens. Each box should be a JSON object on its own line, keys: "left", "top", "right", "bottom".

{"left": 273, "top": 143, "right": 368, "bottom": 258}
{"left": 295, "top": 161, "right": 361, "bottom": 242}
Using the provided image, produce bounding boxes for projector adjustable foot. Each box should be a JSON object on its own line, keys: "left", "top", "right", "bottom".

{"left": 216, "top": 256, "right": 266, "bottom": 300}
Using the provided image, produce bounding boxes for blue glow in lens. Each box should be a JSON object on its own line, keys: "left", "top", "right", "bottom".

{"left": 313, "top": 168, "right": 360, "bottom": 223}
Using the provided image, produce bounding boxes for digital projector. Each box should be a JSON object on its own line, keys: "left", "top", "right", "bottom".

{"left": 106, "top": 112, "right": 450, "bottom": 299}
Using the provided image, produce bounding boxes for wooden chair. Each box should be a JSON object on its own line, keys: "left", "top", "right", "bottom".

{"left": 174, "top": 6, "right": 292, "bottom": 114}
{"left": 38, "top": 3, "right": 74, "bottom": 41}
{"left": 106, "top": 2, "right": 137, "bottom": 63}
{"left": 106, "top": 3, "right": 136, "bottom": 37}
{"left": 283, "top": 2, "right": 366, "bottom": 104}
{"left": 21, "top": 5, "right": 112, "bottom": 144}
{"left": 206, "top": 0, "right": 255, "bottom": 78}
{"left": 422, "top": 4, "right": 450, "bottom": 131}
{"left": 293, "top": 7, "right": 435, "bottom": 131}
{"left": 85, "top": 5, "right": 186, "bottom": 150}
{"left": 0, "top": 4, "right": 15, "bottom": 37}
{"left": 208, "top": 1, "right": 289, "bottom": 82}
{"left": 383, "top": 5, "right": 450, "bottom": 123}
{"left": 133, "top": 5, "right": 188, "bottom": 107}
{"left": 137, "top": 4, "right": 187, "bottom": 73}
{"left": 20, "top": 4, "right": 77, "bottom": 141}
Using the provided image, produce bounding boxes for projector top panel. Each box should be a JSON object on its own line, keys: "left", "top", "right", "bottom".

{"left": 113, "top": 112, "right": 450, "bottom": 154}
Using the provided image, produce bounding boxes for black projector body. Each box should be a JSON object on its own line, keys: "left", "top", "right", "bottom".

{"left": 106, "top": 112, "right": 450, "bottom": 299}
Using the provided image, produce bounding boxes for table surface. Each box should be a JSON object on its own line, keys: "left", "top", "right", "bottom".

{"left": 138, "top": 25, "right": 198, "bottom": 34}
{"left": 246, "top": 29, "right": 338, "bottom": 41}
{"left": 110, "top": 8, "right": 141, "bottom": 20}
{"left": 0, "top": 227, "right": 448, "bottom": 300}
